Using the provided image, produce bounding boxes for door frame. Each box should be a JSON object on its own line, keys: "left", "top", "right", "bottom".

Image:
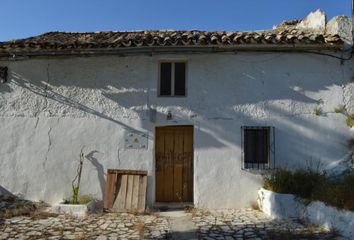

{"left": 154, "top": 125, "right": 194, "bottom": 204}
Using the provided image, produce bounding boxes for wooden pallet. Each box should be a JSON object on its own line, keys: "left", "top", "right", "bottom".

{"left": 103, "top": 169, "right": 147, "bottom": 212}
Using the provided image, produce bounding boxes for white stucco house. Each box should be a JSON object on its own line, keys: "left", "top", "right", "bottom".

{"left": 0, "top": 10, "right": 354, "bottom": 209}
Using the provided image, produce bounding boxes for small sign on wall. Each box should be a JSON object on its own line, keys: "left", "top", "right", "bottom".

{"left": 124, "top": 131, "right": 148, "bottom": 149}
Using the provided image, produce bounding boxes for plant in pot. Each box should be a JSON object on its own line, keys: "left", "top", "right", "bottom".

{"left": 53, "top": 149, "right": 94, "bottom": 217}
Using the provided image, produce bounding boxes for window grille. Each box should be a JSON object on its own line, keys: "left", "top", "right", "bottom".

{"left": 241, "top": 126, "right": 275, "bottom": 170}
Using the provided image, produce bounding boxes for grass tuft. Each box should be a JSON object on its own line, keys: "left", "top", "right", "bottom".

{"left": 134, "top": 220, "right": 145, "bottom": 240}
{"left": 63, "top": 194, "right": 93, "bottom": 205}
{"left": 250, "top": 201, "right": 260, "bottom": 210}
{"left": 334, "top": 105, "right": 345, "bottom": 114}
{"left": 184, "top": 206, "right": 197, "bottom": 217}
{"left": 346, "top": 114, "right": 354, "bottom": 128}
{"left": 313, "top": 106, "right": 322, "bottom": 116}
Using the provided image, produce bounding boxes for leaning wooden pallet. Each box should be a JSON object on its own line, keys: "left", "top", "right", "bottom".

{"left": 103, "top": 169, "right": 147, "bottom": 213}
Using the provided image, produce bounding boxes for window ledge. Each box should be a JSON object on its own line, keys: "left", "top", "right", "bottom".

{"left": 241, "top": 168, "right": 274, "bottom": 175}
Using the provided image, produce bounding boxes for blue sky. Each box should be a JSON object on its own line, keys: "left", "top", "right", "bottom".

{"left": 0, "top": 0, "right": 351, "bottom": 41}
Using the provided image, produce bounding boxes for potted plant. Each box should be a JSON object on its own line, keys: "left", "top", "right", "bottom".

{"left": 52, "top": 150, "right": 95, "bottom": 217}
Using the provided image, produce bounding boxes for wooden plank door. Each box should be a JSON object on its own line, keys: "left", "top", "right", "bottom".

{"left": 155, "top": 126, "right": 193, "bottom": 202}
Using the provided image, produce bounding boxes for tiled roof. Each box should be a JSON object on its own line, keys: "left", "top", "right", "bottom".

{"left": 0, "top": 29, "right": 343, "bottom": 55}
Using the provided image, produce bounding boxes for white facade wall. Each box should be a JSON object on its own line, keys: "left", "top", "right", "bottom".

{"left": 0, "top": 52, "right": 353, "bottom": 209}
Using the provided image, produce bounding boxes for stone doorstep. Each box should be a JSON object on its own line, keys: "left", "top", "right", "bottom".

{"left": 159, "top": 210, "right": 198, "bottom": 240}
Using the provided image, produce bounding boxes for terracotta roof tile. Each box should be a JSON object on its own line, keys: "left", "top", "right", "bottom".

{"left": 0, "top": 29, "right": 343, "bottom": 54}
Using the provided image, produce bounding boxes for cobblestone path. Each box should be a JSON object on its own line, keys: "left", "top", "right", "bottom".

{"left": 0, "top": 212, "right": 170, "bottom": 240}
{"left": 0, "top": 208, "right": 343, "bottom": 239}
{"left": 192, "top": 208, "right": 340, "bottom": 240}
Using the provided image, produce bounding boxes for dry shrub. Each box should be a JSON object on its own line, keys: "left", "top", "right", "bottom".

{"left": 250, "top": 201, "right": 260, "bottom": 210}
{"left": 0, "top": 206, "right": 34, "bottom": 219}
{"left": 63, "top": 194, "right": 93, "bottom": 205}
{"left": 130, "top": 208, "right": 139, "bottom": 215}
{"left": 312, "top": 170, "right": 354, "bottom": 211}
{"left": 263, "top": 169, "right": 354, "bottom": 211}
{"left": 30, "top": 211, "right": 58, "bottom": 220}
{"left": 78, "top": 194, "right": 93, "bottom": 204}
{"left": 263, "top": 169, "right": 325, "bottom": 199}
{"left": 143, "top": 207, "right": 160, "bottom": 217}
{"left": 184, "top": 206, "right": 197, "bottom": 217}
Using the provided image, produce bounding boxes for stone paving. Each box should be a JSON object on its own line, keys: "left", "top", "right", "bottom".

{"left": 0, "top": 212, "right": 170, "bottom": 240}
{"left": 0, "top": 206, "right": 344, "bottom": 240}
{"left": 192, "top": 208, "right": 340, "bottom": 240}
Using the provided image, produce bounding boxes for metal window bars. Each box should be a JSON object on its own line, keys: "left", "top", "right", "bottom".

{"left": 241, "top": 126, "right": 275, "bottom": 170}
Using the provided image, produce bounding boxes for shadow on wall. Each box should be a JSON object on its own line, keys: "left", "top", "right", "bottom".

{"left": 85, "top": 150, "right": 106, "bottom": 199}
{"left": 0, "top": 185, "right": 14, "bottom": 196}
{"left": 9, "top": 71, "right": 147, "bottom": 135}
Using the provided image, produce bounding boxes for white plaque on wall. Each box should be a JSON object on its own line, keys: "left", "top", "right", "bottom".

{"left": 124, "top": 131, "right": 148, "bottom": 149}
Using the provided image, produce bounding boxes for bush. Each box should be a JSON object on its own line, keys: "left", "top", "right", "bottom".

{"left": 263, "top": 169, "right": 325, "bottom": 199}
{"left": 263, "top": 169, "right": 354, "bottom": 211}
{"left": 312, "top": 170, "right": 354, "bottom": 211}
{"left": 263, "top": 169, "right": 293, "bottom": 193}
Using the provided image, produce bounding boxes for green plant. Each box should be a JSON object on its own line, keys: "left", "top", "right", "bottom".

{"left": 263, "top": 169, "right": 294, "bottom": 193}
{"left": 263, "top": 169, "right": 325, "bottom": 199}
{"left": 72, "top": 185, "right": 79, "bottom": 204}
{"left": 62, "top": 194, "right": 92, "bottom": 205}
{"left": 334, "top": 105, "right": 345, "bottom": 114}
{"left": 313, "top": 106, "right": 322, "bottom": 116}
{"left": 346, "top": 114, "right": 354, "bottom": 128}
{"left": 64, "top": 149, "right": 85, "bottom": 204}
{"left": 263, "top": 168, "right": 354, "bottom": 211}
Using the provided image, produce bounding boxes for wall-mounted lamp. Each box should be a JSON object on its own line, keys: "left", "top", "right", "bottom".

{"left": 0, "top": 67, "right": 8, "bottom": 83}
{"left": 166, "top": 111, "right": 172, "bottom": 120}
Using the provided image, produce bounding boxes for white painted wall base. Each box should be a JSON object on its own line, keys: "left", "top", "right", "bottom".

{"left": 257, "top": 188, "right": 304, "bottom": 219}
{"left": 258, "top": 188, "right": 354, "bottom": 239}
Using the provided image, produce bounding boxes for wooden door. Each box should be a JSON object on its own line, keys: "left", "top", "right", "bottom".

{"left": 155, "top": 126, "right": 193, "bottom": 202}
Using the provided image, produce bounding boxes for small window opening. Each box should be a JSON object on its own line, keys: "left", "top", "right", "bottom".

{"left": 159, "top": 62, "right": 186, "bottom": 96}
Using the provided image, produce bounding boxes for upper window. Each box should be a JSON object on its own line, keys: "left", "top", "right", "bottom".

{"left": 241, "top": 126, "right": 275, "bottom": 170}
{"left": 159, "top": 62, "right": 186, "bottom": 97}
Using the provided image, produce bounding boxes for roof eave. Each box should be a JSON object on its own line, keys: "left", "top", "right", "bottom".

{"left": 0, "top": 44, "right": 343, "bottom": 58}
